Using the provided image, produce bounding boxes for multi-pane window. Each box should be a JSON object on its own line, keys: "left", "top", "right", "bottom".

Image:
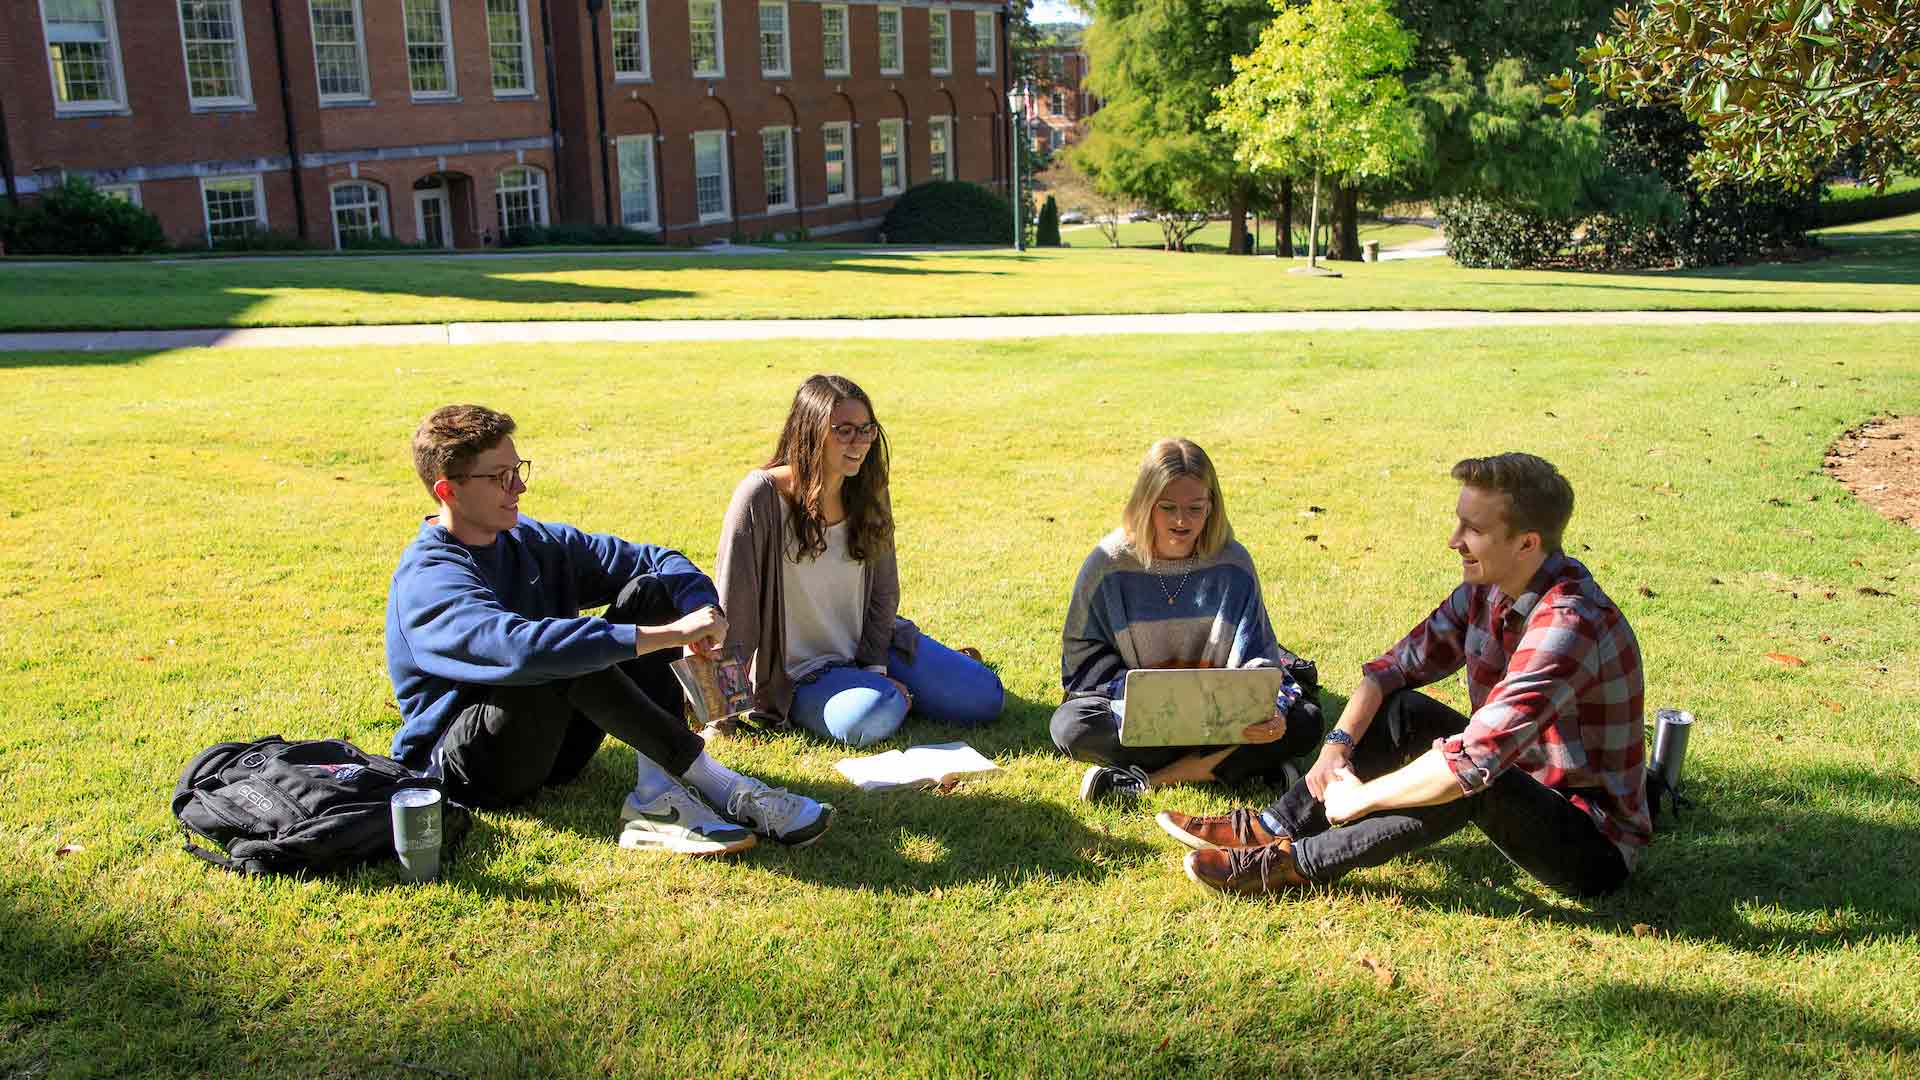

{"left": 928, "top": 10, "right": 949, "bottom": 74}
{"left": 758, "top": 2, "right": 788, "bottom": 77}
{"left": 402, "top": 0, "right": 454, "bottom": 97}
{"left": 928, "top": 116, "right": 951, "bottom": 182}
{"left": 1049, "top": 126, "right": 1064, "bottom": 151}
{"left": 689, "top": 0, "right": 723, "bottom": 77}
{"left": 330, "top": 181, "right": 387, "bottom": 246}
{"left": 762, "top": 127, "right": 792, "bottom": 211}
{"left": 820, "top": 5, "right": 847, "bottom": 77}
{"left": 98, "top": 183, "right": 141, "bottom": 204}
{"left": 693, "top": 131, "right": 730, "bottom": 221}
{"left": 1049, "top": 54, "right": 1063, "bottom": 80}
{"left": 486, "top": 0, "right": 532, "bottom": 94}
{"left": 878, "top": 118, "right": 903, "bottom": 194}
{"left": 823, "top": 122, "right": 850, "bottom": 203}
{"left": 974, "top": 11, "right": 994, "bottom": 72}
{"left": 178, "top": 0, "right": 251, "bottom": 107}
{"left": 202, "top": 175, "right": 264, "bottom": 243}
{"left": 42, "top": 0, "right": 127, "bottom": 111}
{"left": 495, "top": 166, "right": 547, "bottom": 232}
{"left": 1050, "top": 90, "right": 1065, "bottom": 116}
{"left": 616, "top": 135, "right": 658, "bottom": 229}
{"left": 877, "top": 7, "right": 901, "bottom": 74}
{"left": 611, "top": 0, "right": 649, "bottom": 79}
{"left": 309, "top": 0, "right": 368, "bottom": 100}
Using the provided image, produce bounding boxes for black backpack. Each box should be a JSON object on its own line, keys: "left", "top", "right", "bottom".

{"left": 172, "top": 736, "right": 470, "bottom": 876}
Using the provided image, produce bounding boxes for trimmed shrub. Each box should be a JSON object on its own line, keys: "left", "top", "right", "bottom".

{"left": 499, "top": 223, "right": 663, "bottom": 247}
{"left": 1817, "top": 177, "right": 1920, "bottom": 228}
{"left": 0, "top": 176, "right": 166, "bottom": 255}
{"left": 1434, "top": 197, "right": 1575, "bottom": 268}
{"left": 205, "top": 226, "right": 309, "bottom": 253}
{"left": 1036, "top": 195, "right": 1061, "bottom": 247}
{"left": 879, "top": 181, "right": 1013, "bottom": 244}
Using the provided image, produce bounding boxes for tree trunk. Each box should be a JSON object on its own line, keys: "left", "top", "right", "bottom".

{"left": 1333, "top": 185, "right": 1362, "bottom": 261}
{"left": 1307, "top": 172, "right": 1322, "bottom": 270}
{"left": 1227, "top": 179, "right": 1248, "bottom": 256}
{"left": 1279, "top": 177, "right": 1294, "bottom": 258}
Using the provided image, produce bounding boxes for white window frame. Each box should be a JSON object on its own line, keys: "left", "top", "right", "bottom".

{"left": 329, "top": 180, "right": 389, "bottom": 247}
{"left": 40, "top": 0, "right": 129, "bottom": 115}
{"left": 974, "top": 11, "right": 994, "bottom": 74}
{"left": 927, "top": 9, "right": 949, "bottom": 76}
{"left": 308, "top": 0, "right": 370, "bottom": 103}
{"left": 761, "top": 126, "right": 794, "bottom": 212}
{"left": 494, "top": 165, "right": 549, "bottom": 232}
{"left": 876, "top": 6, "right": 901, "bottom": 75}
{"left": 692, "top": 129, "right": 732, "bottom": 224}
{"left": 611, "top": 0, "right": 650, "bottom": 80}
{"left": 689, "top": 0, "right": 724, "bottom": 78}
{"left": 820, "top": 4, "right": 847, "bottom": 78}
{"left": 757, "top": 2, "right": 789, "bottom": 78}
{"left": 1050, "top": 89, "right": 1066, "bottom": 116}
{"left": 616, "top": 135, "right": 660, "bottom": 230}
{"left": 1049, "top": 125, "right": 1064, "bottom": 151}
{"left": 177, "top": 0, "right": 253, "bottom": 110}
{"left": 200, "top": 174, "right": 266, "bottom": 245}
{"left": 927, "top": 115, "right": 952, "bottom": 182}
{"left": 98, "top": 182, "right": 141, "bottom": 205}
{"left": 878, "top": 118, "right": 904, "bottom": 195}
{"left": 486, "top": 0, "right": 534, "bottom": 96}
{"left": 822, "top": 121, "right": 851, "bottom": 205}
{"left": 400, "top": 0, "right": 456, "bottom": 100}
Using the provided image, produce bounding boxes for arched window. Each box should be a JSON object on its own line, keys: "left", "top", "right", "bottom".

{"left": 495, "top": 165, "right": 548, "bottom": 233}
{"left": 330, "top": 181, "right": 388, "bottom": 247}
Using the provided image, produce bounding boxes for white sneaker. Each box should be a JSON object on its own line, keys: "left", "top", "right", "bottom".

{"left": 619, "top": 785, "right": 756, "bottom": 856}
{"left": 724, "top": 780, "right": 834, "bottom": 847}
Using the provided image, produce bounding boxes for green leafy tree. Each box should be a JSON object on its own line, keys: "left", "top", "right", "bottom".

{"left": 1212, "top": 0, "right": 1424, "bottom": 269}
{"left": 1074, "top": 0, "right": 1275, "bottom": 252}
{"left": 1559, "top": 0, "right": 1920, "bottom": 189}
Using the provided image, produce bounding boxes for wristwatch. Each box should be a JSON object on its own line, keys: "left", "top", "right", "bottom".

{"left": 1325, "top": 729, "right": 1356, "bottom": 750}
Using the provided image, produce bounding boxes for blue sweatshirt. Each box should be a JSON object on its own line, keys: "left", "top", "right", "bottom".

{"left": 384, "top": 515, "right": 720, "bottom": 768}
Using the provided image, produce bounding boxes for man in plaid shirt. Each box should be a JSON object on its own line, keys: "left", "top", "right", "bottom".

{"left": 1159, "top": 453, "right": 1649, "bottom": 898}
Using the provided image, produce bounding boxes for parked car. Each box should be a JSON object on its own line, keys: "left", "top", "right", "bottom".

{"left": 1059, "top": 209, "right": 1088, "bottom": 224}
{"left": 1127, "top": 209, "right": 1155, "bottom": 222}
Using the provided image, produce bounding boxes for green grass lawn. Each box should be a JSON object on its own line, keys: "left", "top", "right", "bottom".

{"left": 4, "top": 326, "right": 1918, "bottom": 1077}
{"left": 1, "top": 214, "right": 1915, "bottom": 332}
{"left": 1067, "top": 218, "right": 1438, "bottom": 252}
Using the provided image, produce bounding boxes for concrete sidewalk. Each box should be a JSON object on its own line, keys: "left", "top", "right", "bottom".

{"left": 3, "top": 309, "right": 1918, "bottom": 353}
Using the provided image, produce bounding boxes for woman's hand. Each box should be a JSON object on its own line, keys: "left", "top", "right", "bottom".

{"left": 1240, "top": 710, "right": 1291, "bottom": 744}
{"left": 1305, "top": 742, "right": 1352, "bottom": 800}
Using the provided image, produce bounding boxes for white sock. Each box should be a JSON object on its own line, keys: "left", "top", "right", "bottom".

{"left": 681, "top": 752, "right": 751, "bottom": 805}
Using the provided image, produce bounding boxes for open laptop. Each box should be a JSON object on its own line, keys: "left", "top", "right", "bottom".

{"left": 1116, "top": 668, "right": 1285, "bottom": 747}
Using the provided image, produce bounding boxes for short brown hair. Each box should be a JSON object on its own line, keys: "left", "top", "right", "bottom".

{"left": 1122, "top": 438, "right": 1232, "bottom": 568}
{"left": 412, "top": 405, "right": 515, "bottom": 495}
{"left": 1451, "top": 453, "right": 1574, "bottom": 552}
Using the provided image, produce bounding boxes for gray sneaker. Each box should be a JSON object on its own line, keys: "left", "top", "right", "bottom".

{"left": 619, "top": 785, "right": 756, "bottom": 856}
{"left": 724, "top": 780, "right": 834, "bottom": 847}
{"left": 1080, "top": 764, "right": 1150, "bottom": 803}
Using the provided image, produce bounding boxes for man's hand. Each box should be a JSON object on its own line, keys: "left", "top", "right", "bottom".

{"left": 1305, "top": 742, "right": 1352, "bottom": 800}
{"left": 1241, "top": 709, "right": 1291, "bottom": 744}
{"left": 670, "top": 605, "right": 727, "bottom": 653}
{"left": 1321, "top": 766, "right": 1369, "bottom": 825}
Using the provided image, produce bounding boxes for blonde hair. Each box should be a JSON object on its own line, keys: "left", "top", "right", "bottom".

{"left": 1121, "top": 438, "right": 1231, "bottom": 569}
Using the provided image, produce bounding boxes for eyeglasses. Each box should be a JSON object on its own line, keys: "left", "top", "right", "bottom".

{"left": 829, "top": 422, "right": 881, "bottom": 443}
{"left": 449, "top": 459, "right": 533, "bottom": 489}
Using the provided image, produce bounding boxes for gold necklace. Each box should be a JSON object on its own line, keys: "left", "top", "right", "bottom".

{"left": 1154, "top": 556, "right": 1194, "bottom": 605}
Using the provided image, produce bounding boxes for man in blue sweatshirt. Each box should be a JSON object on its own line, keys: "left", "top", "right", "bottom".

{"left": 385, "top": 404, "right": 832, "bottom": 855}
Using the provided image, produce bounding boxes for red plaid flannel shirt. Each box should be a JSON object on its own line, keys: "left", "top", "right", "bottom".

{"left": 1362, "top": 553, "right": 1651, "bottom": 864}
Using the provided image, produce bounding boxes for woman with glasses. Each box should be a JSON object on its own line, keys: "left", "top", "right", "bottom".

{"left": 1054, "top": 437, "right": 1323, "bottom": 801}
{"left": 714, "top": 374, "right": 1004, "bottom": 746}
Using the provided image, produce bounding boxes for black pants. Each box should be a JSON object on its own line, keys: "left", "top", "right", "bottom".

{"left": 434, "top": 576, "right": 704, "bottom": 809}
{"left": 1049, "top": 694, "right": 1322, "bottom": 786}
{"left": 1266, "top": 690, "right": 1629, "bottom": 898}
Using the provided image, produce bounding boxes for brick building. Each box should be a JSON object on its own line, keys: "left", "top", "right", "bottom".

{"left": 0, "top": 0, "right": 1014, "bottom": 249}
{"left": 1022, "top": 42, "right": 1091, "bottom": 154}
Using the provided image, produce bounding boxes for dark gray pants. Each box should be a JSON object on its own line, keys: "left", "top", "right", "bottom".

{"left": 435, "top": 576, "right": 703, "bottom": 809}
{"left": 1049, "top": 693, "right": 1322, "bottom": 785}
{"left": 1268, "top": 690, "right": 1630, "bottom": 898}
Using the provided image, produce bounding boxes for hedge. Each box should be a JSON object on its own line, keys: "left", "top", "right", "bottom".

{"left": 1816, "top": 177, "right": 1920, "bottom": 228}
{"left": 879, "top": 182, "right": 1012, "bottom": 244}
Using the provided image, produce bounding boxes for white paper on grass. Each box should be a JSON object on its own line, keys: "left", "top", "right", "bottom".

{"left": 833, "top": 741, "right": 1001, "bottom": 791}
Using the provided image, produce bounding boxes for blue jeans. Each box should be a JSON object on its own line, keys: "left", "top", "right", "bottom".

{"left": 790, "top": 633, "right": 1005, "bottom": 747}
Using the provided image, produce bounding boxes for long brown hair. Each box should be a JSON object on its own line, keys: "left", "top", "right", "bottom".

{"left": 764, "top": 374, "right": 894, "bottom": 561}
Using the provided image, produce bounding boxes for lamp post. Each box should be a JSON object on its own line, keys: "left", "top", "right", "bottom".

{"left": 1007, "top": 79, "right": 1030, "bottom": 251}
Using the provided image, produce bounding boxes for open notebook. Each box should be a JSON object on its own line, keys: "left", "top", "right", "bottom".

{"left": 834, "top": 742, "right": 1001, "bottom": 791}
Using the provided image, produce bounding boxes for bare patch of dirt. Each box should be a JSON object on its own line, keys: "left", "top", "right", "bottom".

{"left": 1825, "top": 417, "right": 1920, "bottom": 531}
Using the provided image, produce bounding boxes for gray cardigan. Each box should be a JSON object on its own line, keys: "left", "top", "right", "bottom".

{"left": 714, "top": 470, "right": 917, "bottom": 725}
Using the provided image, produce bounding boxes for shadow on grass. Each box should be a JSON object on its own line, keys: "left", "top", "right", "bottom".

{"left": 1331, "top": 761, "right": 1919, "bottom": 954}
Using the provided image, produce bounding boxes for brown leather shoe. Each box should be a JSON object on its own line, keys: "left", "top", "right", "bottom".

{"left": 1184, "top": 840, "right": 1310, "bottom": 896}
{"left": 1156, "top": 808, "right": 1287, "bottom": 851}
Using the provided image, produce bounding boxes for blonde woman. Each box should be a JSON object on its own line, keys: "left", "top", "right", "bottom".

{"left": 1053, "top": 438, "right": 1322, "bottom": 800}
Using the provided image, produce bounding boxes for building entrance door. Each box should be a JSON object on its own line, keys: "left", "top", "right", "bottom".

{"left": 415, "top": 189, "right": 452, "bottom": 248}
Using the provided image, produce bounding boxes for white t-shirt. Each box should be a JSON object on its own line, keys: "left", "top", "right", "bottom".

{"left": 781, "top": 517, "right": 864, "bottom": 680}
